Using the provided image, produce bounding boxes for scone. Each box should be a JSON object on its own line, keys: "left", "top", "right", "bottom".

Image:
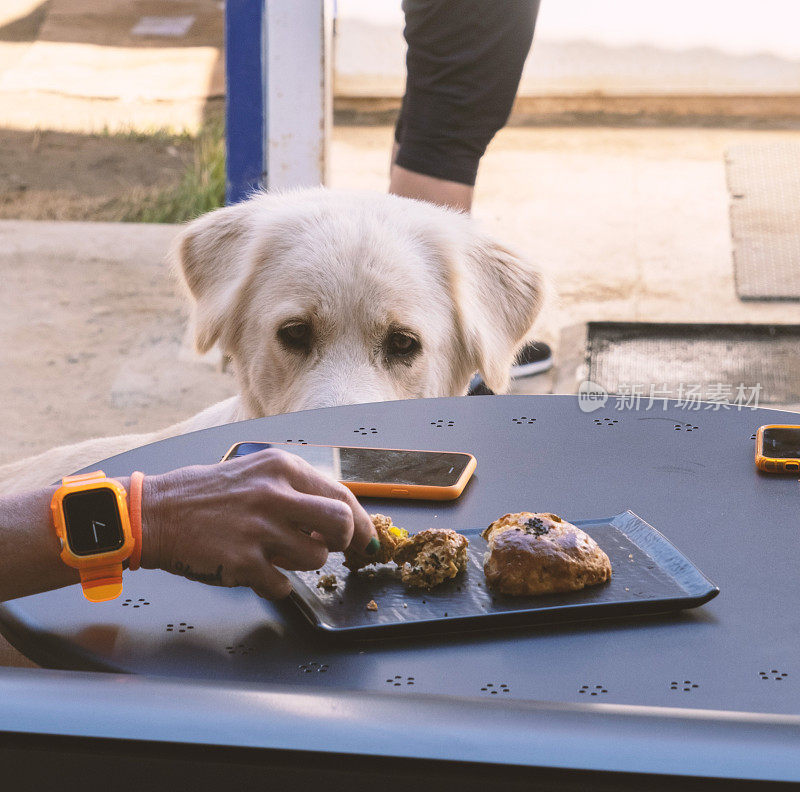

{"left": 343, "top": 513, "right": 408, "bottom": 572}
{"left": 393, "top": 528, "right": 469, "bottom": 589}
{"left": 482, "top": 512, "right": 611, "bottom": 596}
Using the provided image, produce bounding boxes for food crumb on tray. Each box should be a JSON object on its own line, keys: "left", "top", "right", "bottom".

{"left": 366, "top": 599, "right": 378, "bottom": 611}
{"left": 316, "top": 574, "right": 338, "bottom": 591}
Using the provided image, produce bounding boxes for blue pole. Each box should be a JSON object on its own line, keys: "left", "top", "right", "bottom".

{"left": 224, "top": 0, "right": 266, "bottom": 205}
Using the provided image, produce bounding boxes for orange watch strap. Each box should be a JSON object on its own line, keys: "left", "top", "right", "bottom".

{"left": 129, "top": 471, "right": 144, "bottom": 571}
{"left": 63, "top": 470, "right": 107, "bottom": 485}
{"left": 79, "top": 564, "right": 124, "bottom": 603}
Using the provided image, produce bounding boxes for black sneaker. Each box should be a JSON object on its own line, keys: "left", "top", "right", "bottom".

{"left": 467, "top": 341, "right": 553, "bottom": 396}
{"left": 510, "top": 341, "right": 553, "bottom": 378}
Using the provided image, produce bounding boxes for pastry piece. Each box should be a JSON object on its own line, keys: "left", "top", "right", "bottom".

{"left": 366, "top": 599, "right": 378, "bottom": 611}
{"left": 393, "top": 528, "right": 469, "bottom": 589}
{"left": 482, "top": 512, "right": 611, "bottom": 596}
{"left": 344, "top": 513, "right": 408, "bottom": 572}
{"left": 316, "top": 574, "right": 338, "bottom": 591}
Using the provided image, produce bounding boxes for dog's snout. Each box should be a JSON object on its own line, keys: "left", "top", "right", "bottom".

{"left": 293, "top": 385, "right": 394, "bottom": 413}
{"left": 287, "top": 360, "right": 396, "bottom": 413}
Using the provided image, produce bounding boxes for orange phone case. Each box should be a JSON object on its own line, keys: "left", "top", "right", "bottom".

{"left": 754, "top": 424, "right": 800, "bottom": 474}
{"left": 222, "top": 441, "right": 477, "bottom": 501}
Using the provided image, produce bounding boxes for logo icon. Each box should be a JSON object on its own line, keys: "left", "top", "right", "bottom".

{"left": 578, "top": 380, "right": 608, "bottom": 413}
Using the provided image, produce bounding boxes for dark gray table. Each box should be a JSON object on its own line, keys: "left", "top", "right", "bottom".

{"left": 3, "top": 395, "right": 800, "bottom": 788}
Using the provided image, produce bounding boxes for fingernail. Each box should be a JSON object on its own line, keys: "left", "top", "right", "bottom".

{"left": 365, "top": 537, "right": 380, "bottom": 556}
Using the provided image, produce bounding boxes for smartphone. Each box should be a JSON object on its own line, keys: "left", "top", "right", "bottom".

{"left": 755, "top": 425, "right": 800, "bottom": 473}
{"left": 221, "top": 441, "right": 476, "bottom": 500}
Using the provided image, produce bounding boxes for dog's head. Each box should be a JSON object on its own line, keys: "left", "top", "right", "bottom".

{"left": 173, "top": 189, "right": 543, "bottom": 416}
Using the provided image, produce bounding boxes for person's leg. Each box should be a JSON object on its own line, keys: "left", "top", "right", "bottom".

{"left": 391, "top": 0, "right": 551, "bottom": 385}
{"left": 390, "top": 0, "right": 540, "bottom": 212}
{"left": 390, "top": 142, "right": 473, "bottom": 212}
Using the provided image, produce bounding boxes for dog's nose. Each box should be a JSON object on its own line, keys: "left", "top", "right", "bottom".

{"left": 297, "top": 390, "right": 392, "bottom": 412}
{"left": 293, "top": 379, "right": 393, "bottom": 412}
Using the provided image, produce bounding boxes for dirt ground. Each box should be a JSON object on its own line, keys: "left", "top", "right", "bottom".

{"left": 0, "top": 0, "right": 224, "bottom": 222}
{"left": 0, "top": 128, "right": 196, "bottom": 220}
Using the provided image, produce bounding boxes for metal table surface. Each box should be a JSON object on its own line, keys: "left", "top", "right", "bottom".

{"left": 2, "top": 395, "right": 800, "bottom": 786}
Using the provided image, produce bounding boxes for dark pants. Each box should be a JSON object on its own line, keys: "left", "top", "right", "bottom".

{"left": 395, "top": 0, "right": 541, "bottom": 186}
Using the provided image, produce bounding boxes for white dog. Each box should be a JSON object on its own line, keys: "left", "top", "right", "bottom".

{"left": 0, "top": 189, "right": 543, "bottom": 495}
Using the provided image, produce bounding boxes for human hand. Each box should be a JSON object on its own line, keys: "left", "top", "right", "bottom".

{"left": 139, "top": 448, "right": 378, "bottom": 599}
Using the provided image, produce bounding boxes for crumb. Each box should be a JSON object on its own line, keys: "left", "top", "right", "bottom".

{"left": 402, "top": 603, "right": 408, "bottom": 608}
{"left": 624, "top": 587, "right": 630, "bottom": 591}
{"left": 444, "top": 612, "right": 448, "bottom": 617}
{"left": 316, "top": 574, "right": 338, "bottom": 591}
{"left": 628, "top": 553, "right": 634, "bottom": 561}
{"left": 366, "top": 599, "right": 378, "bottom": 611}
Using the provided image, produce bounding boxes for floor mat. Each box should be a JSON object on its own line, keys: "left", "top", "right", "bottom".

{"left": 725, "top": 142, "right": 800, "bottom": 301}
{"left": 582, "top": 322, "right": 800, "bottom": 406}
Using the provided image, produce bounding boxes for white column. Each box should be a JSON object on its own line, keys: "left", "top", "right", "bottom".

{"left": 264, "top": 0, "right": 333, "bottom": 189}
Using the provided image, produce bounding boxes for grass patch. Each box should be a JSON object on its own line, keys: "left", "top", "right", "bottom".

{"left": 120, "top": 119, "right": 226, "bottom": 223}
{"left": 98, "top": 123, "right": 195, "bottom": 145}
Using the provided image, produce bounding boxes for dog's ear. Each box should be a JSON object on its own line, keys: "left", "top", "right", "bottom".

{"left": 172, "top": 201, "right": 256, "bottom": 354}
{"left": 449, "top": 234, "right": 544, "bottom": 394}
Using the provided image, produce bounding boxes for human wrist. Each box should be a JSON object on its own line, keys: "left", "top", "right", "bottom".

{"left": 139, "top": 473, "right": 172, "bottom": 571}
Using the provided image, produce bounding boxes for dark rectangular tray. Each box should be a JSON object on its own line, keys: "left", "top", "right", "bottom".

{"left": 286, "top": 510, "right": 719, "bottom": 637}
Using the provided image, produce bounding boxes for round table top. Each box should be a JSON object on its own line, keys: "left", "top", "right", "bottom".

{"left": 2, "top": 395, "right": 799, "bottom": 718}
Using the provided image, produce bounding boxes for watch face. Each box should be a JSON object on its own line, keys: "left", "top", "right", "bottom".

{"left": 762, "top": 427, "right": 800, "bottom": 459}
{"left": 63, "top": 488, "right": 125, "bottom": 556}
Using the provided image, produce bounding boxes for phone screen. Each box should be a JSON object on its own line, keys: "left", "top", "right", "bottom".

{"left": 762, "top": 427, "right": 800, "bottom": 459}
{"left": 225, "top": 442, "right": 472, "bottom": 487}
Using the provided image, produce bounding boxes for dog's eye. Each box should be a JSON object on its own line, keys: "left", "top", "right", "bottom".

{"left": 278, "top": 322, "right": 312, "bottom": 352}
{"left": 385, "top": 331, "right": 420, "bottom": 359}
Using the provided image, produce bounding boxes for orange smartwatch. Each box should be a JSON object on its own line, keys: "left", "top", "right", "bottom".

{"left": 755, "top": 425, "right": 800, "bottom": 474}
{"left": 50, "top": 471, "right": 140, "bottom": 602}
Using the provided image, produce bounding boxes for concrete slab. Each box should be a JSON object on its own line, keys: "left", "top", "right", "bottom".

{"left": 726, "top": 142, "right": 800, "bottom": 300}
{"left": 0, "top": 219, "right": 236, "bottom": 465}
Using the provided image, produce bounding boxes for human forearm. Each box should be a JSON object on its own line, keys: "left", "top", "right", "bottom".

{"left": 0, "top": 451, "right": 378, "bottom": 603}
{"left": 0, "top": 483, "right": 77, "bottom": 601}
{"left": 0, "top": 476, "right": 163, "bottom": 601}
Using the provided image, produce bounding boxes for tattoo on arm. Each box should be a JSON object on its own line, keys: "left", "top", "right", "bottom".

{"left": 173, "top": 561, "right": 223, "bottom": 584}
